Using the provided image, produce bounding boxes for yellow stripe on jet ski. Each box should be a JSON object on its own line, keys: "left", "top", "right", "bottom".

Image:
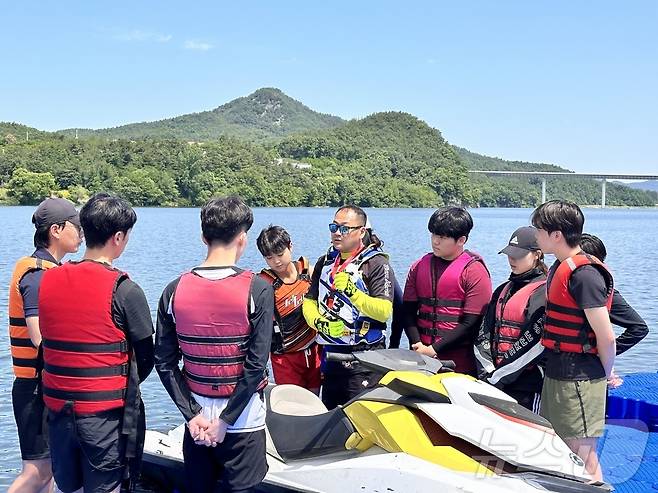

{"left": 379, "top": 370, "right": 452, "bottom": 397}
{"left": 343, "top": 400, "right": 493, "bottom": 476}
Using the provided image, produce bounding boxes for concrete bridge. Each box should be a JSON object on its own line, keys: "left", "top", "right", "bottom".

{"left": 468, "top": 171, "right": 658, "bottom": 208}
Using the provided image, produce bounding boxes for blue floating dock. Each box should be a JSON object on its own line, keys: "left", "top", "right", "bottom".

{"left": 600, "top": 372, "right": 658, "bottom": 492}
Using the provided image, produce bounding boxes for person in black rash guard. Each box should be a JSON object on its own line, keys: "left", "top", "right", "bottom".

{"left": 155, "top": 196, "right": 273, "bottom": 493}
{"left": 38, "top": 193, "right": 154, "bottom": 493}
{"left": 475, "top": 226, "right": 548, "bottom": 412}
{"left": 580, "top": 233, "right": 649, "bottom": 385}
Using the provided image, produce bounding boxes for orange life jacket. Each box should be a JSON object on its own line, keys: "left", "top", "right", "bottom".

{"left": 8, "top": 256, "right": 58, "bottom": 379}
{"left": 260, "top": 257, "right": 315, "bottom": 354}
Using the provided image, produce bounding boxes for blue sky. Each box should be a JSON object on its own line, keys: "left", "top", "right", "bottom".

{"left": 2, "top": 1, "right": 656, "bottom": 173}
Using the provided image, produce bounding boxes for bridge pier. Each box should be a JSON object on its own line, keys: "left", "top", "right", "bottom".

{"left": 541, "top": 178, "right": 546, "bottom": 203}
{"left": 602, "top": 179, "right": 607, "bottom": 208}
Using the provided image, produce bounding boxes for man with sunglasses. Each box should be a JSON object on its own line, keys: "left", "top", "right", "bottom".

{"left": 8, "top": 198, "right": 83, "bottom": 493}
{"left": 303, "top": 205, "right": 395, "bottom": 409}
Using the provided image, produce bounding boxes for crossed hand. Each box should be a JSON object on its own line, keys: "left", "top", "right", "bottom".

{"left": 188, "top": 414, "right": 229, "bottom": 447}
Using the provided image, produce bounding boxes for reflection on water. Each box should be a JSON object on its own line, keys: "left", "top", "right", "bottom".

{"left": 1, "top": 206, "right": 656, "bottom": 487}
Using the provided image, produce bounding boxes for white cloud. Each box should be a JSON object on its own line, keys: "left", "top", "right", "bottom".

{"left": 114, "top": 30, "right": 172, "bottom": 43}
{"left": 184, "top": 40, "right": 213, "bottom": 51}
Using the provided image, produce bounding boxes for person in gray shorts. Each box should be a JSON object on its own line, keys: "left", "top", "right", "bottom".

{"left": 531, "top": 200, "right": 616, "bottom": 482}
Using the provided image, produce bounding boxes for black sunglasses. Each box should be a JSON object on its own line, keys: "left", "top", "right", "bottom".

{"left": 329, "top": 223, "right": 364, "bottom": 235}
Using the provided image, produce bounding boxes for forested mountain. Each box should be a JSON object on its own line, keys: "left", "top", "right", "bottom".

{"left": 1, "top": 89, "right": 656, "bottom": 207}
{"left": 624, "top": 180, "right": 658, "bottom": 192}
{"left": 57, "top": 88, "right": 344, "bottom": 142}
{"left": 1, "top": 122, "right": 59, "bottom": 143}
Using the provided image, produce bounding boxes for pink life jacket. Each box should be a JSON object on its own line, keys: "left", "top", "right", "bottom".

{"left": 173, "top": 270, "right": 267, "bottom": 398}
{"left": 415, "top": 251, "right": 487, "bottom": 374}
{"left": 493, "top": 279, "right": 546, "bottom": 365}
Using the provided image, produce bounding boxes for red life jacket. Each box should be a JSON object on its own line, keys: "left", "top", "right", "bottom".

{"left": 542, "top": 254, "right": 613, "bottom": 354}
{"left": 40, "top": 261, "right": 129, "bottom": 414}
{"left": 259, "top": 257, "right": 315, "bottom": 354}
{"left": 173, "top": 270, "right": 268, "bottom": 398}
{"left": 414, "top": 250, "right": 488, "bottom": 373}
{"left": 493, "top": 279, "right": 546, "bottom": 365}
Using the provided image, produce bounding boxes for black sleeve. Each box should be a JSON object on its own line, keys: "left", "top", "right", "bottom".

{"left": 568, "top": 265, "right": 609, "bottom": 309}
{"left": 610, "top": 290, "right": 649, "bottom": 355}
{"left": 18, "top": 270, "right": 44, "bottom": 318}
{"left": 388, "top": 278, "right": 405, "bottom": 348}
{"left": 220, "top": 277, "right": 274, "bottom": 425}
{"left": 431, "top": 313, "right": 483, "bottom": 353}
{"left": 477, "top": 283, "right": 506, "bottom": 347}
{"left": 361, "top": 255, "right": 395, "bottom": 302}
{"left": 402, "top": 302, "right": 421, "bottom": 344}
{"left": 133, "top": 337, "right": 155, "bottom": 382}
{"left": 305, "top": 256, "right": 324, "bottom": 301}
{"left": 112, "top": 278, "right": 155, "bottom": 381}
{"left": 154, "top": 277, "right": 203, "bottom": 422}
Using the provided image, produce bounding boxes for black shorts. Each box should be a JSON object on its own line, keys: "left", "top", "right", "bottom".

{"left": 182, "top": 429, "right": 268, "bottom": 491}
{"left": 12, "top": 378, "right": 49, "bottom": 461}
{"left": 48, "top": 407, "right": 127, "bottom": 493}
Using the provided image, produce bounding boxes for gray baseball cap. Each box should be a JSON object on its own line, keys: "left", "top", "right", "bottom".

{"left": 32, "top": 198, "right": 80, "bottom": 228}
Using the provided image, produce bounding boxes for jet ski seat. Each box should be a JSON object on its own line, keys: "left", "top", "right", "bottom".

{"left": 265, "top": 385, "right": 359, "bottom": 461}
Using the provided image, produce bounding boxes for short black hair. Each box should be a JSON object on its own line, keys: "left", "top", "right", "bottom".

{"left": 531, "top": 200, "right": 584, "bottom": 248}
{"left": 201, "top": 196, "right": 253, "bottom": 245}
{"left": 80, "top": 192, "right": 137, "bottom": 249}
{"left": 336, "top": 204, "right": 367, "bottom": 226}
{"left": 428, "top": 207, "right": 473, "bottom": 240}
{"left": 256, "top": 225, "right": 291, "bottom": 256}
{"left": 580, "top": 233, "right": 607, "bottom": 262}
{"left": 33, "top": 223, "right": 60, "bottom": 249}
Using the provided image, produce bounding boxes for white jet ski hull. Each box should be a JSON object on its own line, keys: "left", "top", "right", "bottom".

{"left": 143, "top": 427, "right": 584, "bottom": 493}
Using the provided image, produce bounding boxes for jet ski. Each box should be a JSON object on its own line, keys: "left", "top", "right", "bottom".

{"left": 142, "top": 349, "right": 611, "bottom": 492}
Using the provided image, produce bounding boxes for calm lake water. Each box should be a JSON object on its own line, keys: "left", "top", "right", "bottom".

{"left": 1, "top": 206, "right": 656, "bottom": 487}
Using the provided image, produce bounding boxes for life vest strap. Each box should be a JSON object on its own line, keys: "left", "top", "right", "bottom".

{"left": 10, "top": 336, "right": 35, "bottom": 348}
{"left": 417, "top": 312, "right": 460, "bottom": 323}
{"left": 176, "top": 333, "right": 249, "bottom": 345}
{"left": 417, "top": 297, "right": 464, "bottom": 308}
{"left": 9, "top": 317, "right": 27, "bottom": 327}
{"left": 546, "top": 339, "right": 596, "bottom": 354}
{"left": 183, "top": 370, "right": 241, "bottom": 385}
{"left": 418, "top": 326, "right": 454, "bottom": 338}
{"left": 545, "top": 316, "right": 584, "bottom": 331}
{"left": 44, "top": 362, "right": 129, "bottom": 377}
{"left": 546, "top": 302, "right": 582, "bottom": 317}
{"left": 42, "top": 338, "right": 128, "bottom": 353}
{"left": 497, "top": 319, "right": 524, "bottom": 330}
{"left": 183, "top": 354, "right": 247, "bottom": 365}
{"left": 12, "top": 357, "right": 40, "bottom": 368}
{"left": 43, "top": 386, "right": 126, "bottom": 402}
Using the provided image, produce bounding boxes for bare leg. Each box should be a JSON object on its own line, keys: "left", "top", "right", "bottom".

{"left": 8, "top": 459, "right": 53, "bottom": 493}
{"left": 565, "top": 437, "right": 602, "bottom": 482}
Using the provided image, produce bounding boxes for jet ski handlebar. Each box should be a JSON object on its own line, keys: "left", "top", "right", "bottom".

{"left": 324, "top": 353, "right": 356, "bottom": 362}
{"left": 324, "top": 349, "right": 456, "bottom": 374}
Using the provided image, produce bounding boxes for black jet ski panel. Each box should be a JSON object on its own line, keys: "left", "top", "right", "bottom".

{"left": 468, "top": 392, "right": 552, "bottom": 429}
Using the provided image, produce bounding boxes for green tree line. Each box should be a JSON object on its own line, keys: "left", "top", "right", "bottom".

{"left": 1, "top": 113, "right": 655, "bottom": 207}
